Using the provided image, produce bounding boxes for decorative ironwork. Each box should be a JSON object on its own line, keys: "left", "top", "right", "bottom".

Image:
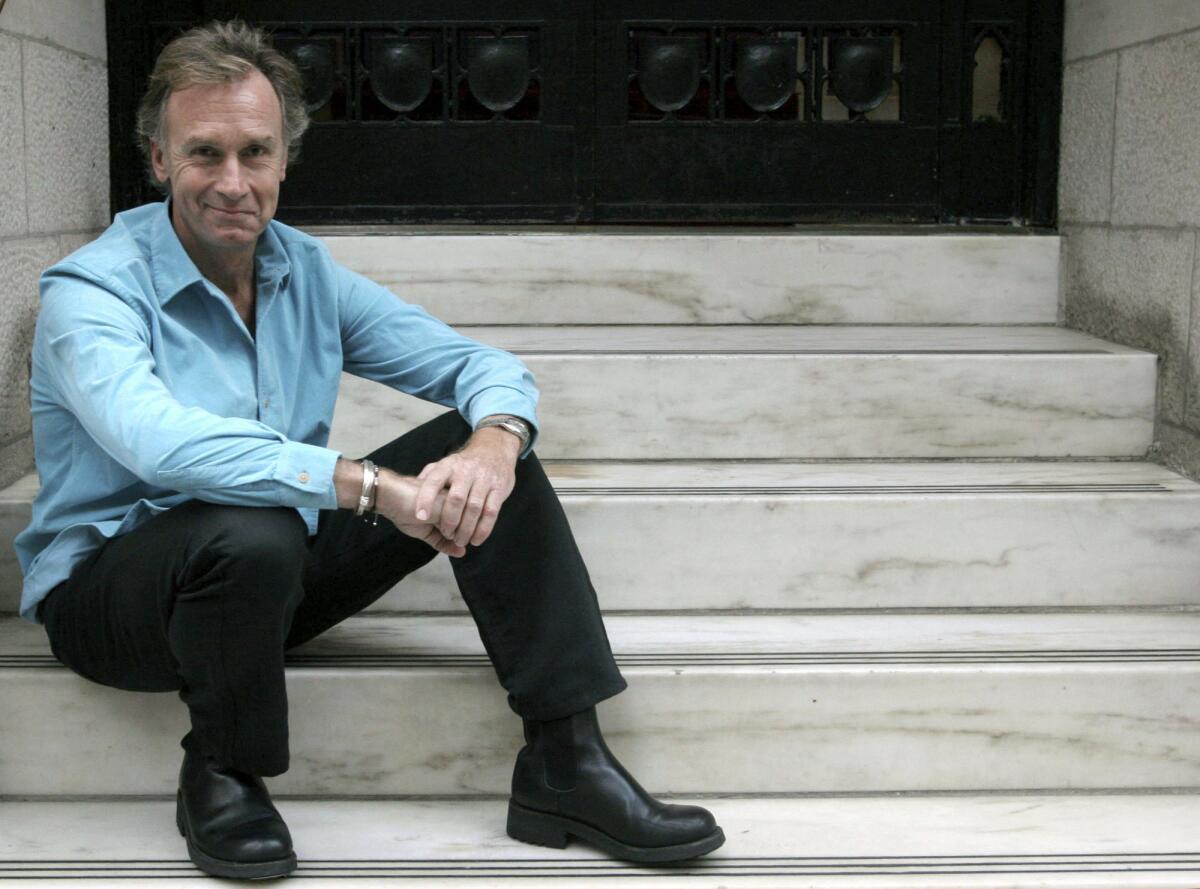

{"left": 368, "top": 37, "right": 433, "bottom": 113}
{"left": 827, "top": 37, "right": 893, "bottom": 114}
{"left": 288, "top": 40, "right": 337, "bottom": 112}
{"left": 635, "top": 34, "right": 704, "bottom": 113}
{"left": 272, "top": 29, "right": 351, "bottom": 120}
{"left": 627, "top": 26, "right": 904, "bottom": 123}
{"left": 274, "top": 24, "right": 543, "bottom": 123}
{"left": 466, "top": 35, "right": 531, "bottom": 112}
{"left": 734, "top": 38, "right": 797, "bottom": 113}
{"left": 109, "top": 1, "right": 1062, "bottom": 226}
{"left": 360, "top": 28, "right": 445, "bottom": 122}
{"left": 719, "top": 29, "right": 806, "bottom": 121}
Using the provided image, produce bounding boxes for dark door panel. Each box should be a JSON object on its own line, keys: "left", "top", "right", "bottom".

{"left": 286, "top": 123, "right": 583, "bottom": 223}
{"left": 594, "top": 126, "right": 939, "bottom": 222}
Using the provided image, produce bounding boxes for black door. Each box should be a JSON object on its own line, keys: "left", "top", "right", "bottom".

{"left": 107, "top": 0, "right": 1062, "bottom": 225}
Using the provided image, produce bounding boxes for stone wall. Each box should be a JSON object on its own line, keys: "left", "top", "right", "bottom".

{"left": 1060, "top": 0, "right": 1200, "bottom": 475}
{"left": 0, "top": 0, "right": 108, "bottom": 488}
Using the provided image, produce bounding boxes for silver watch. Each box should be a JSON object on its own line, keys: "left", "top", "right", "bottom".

{"left": 475, "top": 415, "right": 531, "bottom": 447}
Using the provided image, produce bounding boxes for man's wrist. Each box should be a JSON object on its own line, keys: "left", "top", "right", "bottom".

{"left": 474, "top": 414, "right": 531, "bottom": 449}
{"left": 333, "top": 458, "right": 366, "bottom": 510}
{"left": 470, "top": 424, "right": 523, "bottom": 463}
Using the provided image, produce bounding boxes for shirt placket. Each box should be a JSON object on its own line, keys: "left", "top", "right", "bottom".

{"left": 256, "top": 276, "right": 279, "bottom": 428}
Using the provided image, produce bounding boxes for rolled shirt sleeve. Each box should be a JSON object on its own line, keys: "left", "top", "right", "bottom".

{"left": 334, "top": 262, "right": 540, "bottom": 456}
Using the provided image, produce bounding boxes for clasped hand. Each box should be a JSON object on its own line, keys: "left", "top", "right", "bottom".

{"left": 374, "top": 428, "right": 519, "bottom": 558}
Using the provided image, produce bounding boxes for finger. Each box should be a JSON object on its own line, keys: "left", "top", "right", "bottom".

{"left": 454, "top": 484, "right": 489, "bottom": 547}
{"left": 469, "top": 487, "right": 505, "bottom": 547}
{"left": 431, "top": 486, "right": 451, "bottom": 519}
{"left": 415, "top": 463, "right": 453, "bottom": 521}
{"left": 439, "top": 475, "right": 472, "bottom": 539}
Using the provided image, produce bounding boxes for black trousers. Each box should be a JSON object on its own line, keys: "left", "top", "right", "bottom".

{"left": 38, "top": 411, "right": 626, "bottom": 777}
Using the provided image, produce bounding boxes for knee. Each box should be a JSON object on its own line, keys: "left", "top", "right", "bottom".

{"left": 180, "top": 504, "right": 308, "bottom": 594}
{"left": 221, "top": 505, "right": 307, "bottom": 558}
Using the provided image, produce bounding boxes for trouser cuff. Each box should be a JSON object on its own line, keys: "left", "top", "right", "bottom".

{"left": 509, "top": 674, "right": 629, "bottom": 723}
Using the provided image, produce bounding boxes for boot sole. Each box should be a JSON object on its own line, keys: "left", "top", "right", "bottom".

{"left": 506, "top": 799, "right": 726, "bottom": 864}
{"left": 176, "top": 789, "right": 298, "bottom": 879}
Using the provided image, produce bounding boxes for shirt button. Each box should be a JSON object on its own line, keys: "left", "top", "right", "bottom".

{"left": 298, "top": 472, "right": 310, "bottom": 484}
{"left": 263, "top": 398, "right": 271, "bottom": 408}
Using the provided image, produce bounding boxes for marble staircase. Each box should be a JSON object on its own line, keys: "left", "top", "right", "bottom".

{"left": 4, "top": 230, "right": 1200, "bottom": 887}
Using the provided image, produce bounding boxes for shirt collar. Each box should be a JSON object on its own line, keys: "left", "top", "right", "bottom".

{"left": 255, "top": 219, "right": 291, "bottom": 293}
{"left": 149, "top": 200, "right": 292, "bottom": 306}
{"left": 149, "top": 200, "right": 204, "bottom": 305}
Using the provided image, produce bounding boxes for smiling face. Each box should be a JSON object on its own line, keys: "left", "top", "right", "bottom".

{"left": 150, "top": 69, "right": 288, "bottom": 264}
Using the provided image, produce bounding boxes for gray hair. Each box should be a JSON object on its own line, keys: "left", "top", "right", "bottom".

{"left": 135, "top": 20, "right": 309, "bottom": 189}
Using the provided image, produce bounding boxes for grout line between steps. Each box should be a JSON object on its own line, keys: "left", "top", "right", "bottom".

{"left": 357, "top": 606, "right": 1200, "bottom": 618}
{"left": 537, "top": 456, "right": 1155, "bottom": 465}
{"left": 10, "top": 788, "right": 1200, "bottom": 804}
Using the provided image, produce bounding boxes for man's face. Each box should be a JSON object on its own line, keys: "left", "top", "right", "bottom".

{"left": 150, "top": 70, "right": 288, "bottom": 255}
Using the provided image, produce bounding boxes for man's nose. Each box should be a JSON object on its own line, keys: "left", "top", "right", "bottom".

{"left": 214, "top": 155, "right": 249, "bottom": 198}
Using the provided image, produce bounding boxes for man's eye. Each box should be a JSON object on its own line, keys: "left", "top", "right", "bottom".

{"left": 244, "top": 145, "right": 266, "bottom": 157}
{"left": 193, "top": 147, "right": 218, "bottom": 158}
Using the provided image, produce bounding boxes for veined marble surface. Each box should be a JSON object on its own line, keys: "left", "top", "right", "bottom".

{"left": 502, "top": 460, "right": 1200, "bottom": 489}
{"left": 320, "top": 233, "right": 1059, "bottom": 325}
{"left": 5, "top": 613, "right": 1200, "bottom": 796}
{"left": 362, "top": 461, "right": 1200, "bottom": 612}
{"left": 5, "top": 795, "right": 1200, "bottom": 887}
{"left": 9, "top": 612, "right": 1200, "bottom": 659}
{"left": 329, "top": 349, "right": 1155, "bottom": 459}
{"left": 5, "top": 462, "right": 1200, "bottom": 614}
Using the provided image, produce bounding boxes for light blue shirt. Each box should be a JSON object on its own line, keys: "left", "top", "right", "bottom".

{"left": 14, "top": 201, "right": 539, "bottom": 624}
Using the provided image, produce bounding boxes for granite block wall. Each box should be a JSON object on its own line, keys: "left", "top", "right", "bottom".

{"left": 0, "top": 0, "right": 108, "bottom": 487}
{"left": 1060, "top": 1, "right": 1200, "bottom": 477}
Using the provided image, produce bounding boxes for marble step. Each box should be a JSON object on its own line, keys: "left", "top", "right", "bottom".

{"left": 5, "top": 462, "right": 1200, "bottom": 615}
{"left": 370, "top": 460, "right": 1200, "bottom": 613}
{"left": 329, "top": 326, "right": 1156, "bottom": 459}
{"left": 5, "top": 613, "right": 1200, "bottom": 796}
{"left": 6, "top": 794, "right": 1200, "bottom": 887}
{"left": 318, "top": 230, "right": 1059, "bottom": 325}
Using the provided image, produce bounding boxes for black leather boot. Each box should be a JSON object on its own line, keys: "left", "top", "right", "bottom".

{"left": 176, "top": 743, "right": 297, "bottom": 879}
{"left": 507, "top": 707, "right": 725, "bottom": 863}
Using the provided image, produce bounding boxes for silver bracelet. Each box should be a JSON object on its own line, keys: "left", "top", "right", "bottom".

{"left": 355, "top": 459, "right": 378, "bottom": 522}
{"left": 475, "top": 415, "right": 531, "bottom": 448}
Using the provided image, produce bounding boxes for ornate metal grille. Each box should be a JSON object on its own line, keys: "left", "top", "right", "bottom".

{"left": 625, "top": 25, "right": 908, "bottom": 124}
{"left": 107, "top": 0, "right": 1062, "bottom": 225}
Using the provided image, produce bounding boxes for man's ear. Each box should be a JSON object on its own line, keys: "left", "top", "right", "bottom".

{"left": 279, "top": 149, "right": 287, "bottom": 183}
{"left": 149, "top": 138, "right": 169, "bottom": 184}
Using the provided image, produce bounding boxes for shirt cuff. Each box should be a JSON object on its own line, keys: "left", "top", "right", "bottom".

{"left": 465, "top": 388, "right": 540, "bottom": 456}
{"left": 273, "top": 440, "right": 342, "bottom": 508}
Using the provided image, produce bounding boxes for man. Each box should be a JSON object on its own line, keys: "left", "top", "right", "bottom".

{"left": 14, "top": 21, "right": 723, "bottom": 880}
